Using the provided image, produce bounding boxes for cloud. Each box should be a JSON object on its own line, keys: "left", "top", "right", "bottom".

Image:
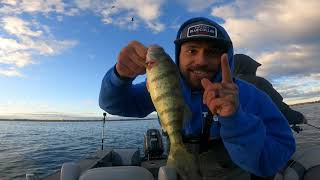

{"left": 257, "top": 43, "right": 320, "bottom": 78}
{"left": 211, "top": 0, "right": 320, "bottom": 102}
{"left": 2, "top": 16, "right": 42, "bottom": 37}
{"left": 1, "top": 0, "right": 18, "bottom": 6}
{"left": 213, "top": 0, "right": 320, "bottom": 78}
{"left": 0, "top": 0, "right": 66, "bottom": 15}
{"left": 0, "top": 50, "right": 34, "bottom": 67}
{"left": 74, "top": 0, "right": 165, "bottom": 32}
{"left": 272, "top": 75, "right": 320, "bottom": 102}
{"left": 0, "top": 0, "right": 166, "bottom": 78}
{"left": 74, "top": 0, "right": 92, "bottom": 10}
{"left": 176, "top": 0, "right": 216, "bottom": 12}
{"left": 0, "top": 67, "right": 23, "bottom": 77}
{"left": 0, "top": 16, "right": 77, "bottom": 77}
{"left": 0, "top": 37, "right": 28, "bottom": 52}
{"left": 310, "top": 73, "right": 320, "bottom": 80}
{"left": 1, "top": 0, "right": 166, "bottom": 33}
{"left": 211, "top": 0, "right": 320, "bottom": 49}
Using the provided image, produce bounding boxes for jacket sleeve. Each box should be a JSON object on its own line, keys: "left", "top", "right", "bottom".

{"left": 99, "top": 66, "right": 155, "bottom": 117}
{"left": 219, "top": 82, "right": 296, "bottom": 177}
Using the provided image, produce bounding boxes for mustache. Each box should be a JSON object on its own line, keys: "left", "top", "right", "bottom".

{"left": 189, "top": 65, "right": 213, "bottom": 72}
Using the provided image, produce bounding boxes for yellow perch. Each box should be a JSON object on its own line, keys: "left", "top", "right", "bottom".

{"left": 146, "top": 45, "right": 200, "bottom": 180}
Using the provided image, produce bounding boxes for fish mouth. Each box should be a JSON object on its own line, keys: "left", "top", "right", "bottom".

{"left": 146, "top": 60, "right": 156, "bottom": 67}
{"left": 146, "top": 45, "right": 165, "bottom": 63}
{"left": 145, "top": 58, "right": 155, "bottom": 63}
{"left": 145, "top": 58, "right": 156, "bottom": 69}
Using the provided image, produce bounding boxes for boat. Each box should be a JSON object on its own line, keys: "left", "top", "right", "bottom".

{"left": 26, "top": 114, "right": 320, "bottom": 180}
{"left": 31, "top": 127, "right": 170, "bottom": 180}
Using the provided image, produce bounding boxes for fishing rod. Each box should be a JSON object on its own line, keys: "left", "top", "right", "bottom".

{"left": 291, "top": 118, "right": 320, "bottom": 133}
{"left": 101, "top": 112, "right": 107, "bottom": 150}
{"left": 305, "top": 122, "right": 320, "bottom": 130}
{"left": 303, "top": 117, "right": 320, "bottom": 130}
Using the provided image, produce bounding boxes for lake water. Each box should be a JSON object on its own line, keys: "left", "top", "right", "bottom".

{"left": 0, "top": 103, "right": 319, "bottom": 180}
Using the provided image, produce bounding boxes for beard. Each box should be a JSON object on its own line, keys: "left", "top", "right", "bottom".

{"left": 181, "top": 65, "right": 216, "bottom": 90}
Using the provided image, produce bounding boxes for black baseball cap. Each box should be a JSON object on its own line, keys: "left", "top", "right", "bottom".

{"left": 174, "top": 18, "right": 232, "bottom": 50}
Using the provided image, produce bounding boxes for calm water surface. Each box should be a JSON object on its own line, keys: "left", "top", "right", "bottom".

{"left": 0, "top": 119, "right": 160, "bottom": 180}
{"left": 0, "top": 103, "right": 319, "bottom": 180}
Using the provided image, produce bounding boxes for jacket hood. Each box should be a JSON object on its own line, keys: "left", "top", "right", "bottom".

{"left": 234, "top": 54, "right": 261, "bottom": 76}
{"left": 174, "top": 17, "right": 234, "bottom": 83}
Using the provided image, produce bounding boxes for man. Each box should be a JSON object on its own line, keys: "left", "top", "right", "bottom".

{"left": 233, "top": 54, "right": 306, "bottom": 126}
{"left": 99, "top": 17, "right": 295, "bottom": 179}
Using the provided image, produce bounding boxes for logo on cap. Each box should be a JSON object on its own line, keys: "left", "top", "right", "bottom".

{"left": 187, "top": 24, "right": 217, "bottom": 38}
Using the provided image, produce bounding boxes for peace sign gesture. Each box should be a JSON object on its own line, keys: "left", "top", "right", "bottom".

{"left": 201, "top": 53, "right": 239, "bottom": 117}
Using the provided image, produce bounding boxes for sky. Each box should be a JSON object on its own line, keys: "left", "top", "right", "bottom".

{"left": 0, "top": 0, "right": 319, "bottom": 119}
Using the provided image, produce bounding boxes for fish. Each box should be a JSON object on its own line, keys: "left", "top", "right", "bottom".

{"left": 146, "top": 45, "right": 201, "bottom": 180}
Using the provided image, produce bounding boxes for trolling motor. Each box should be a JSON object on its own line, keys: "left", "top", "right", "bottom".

{"left": 144, "top": 129, "right": 164, "bottom": 160}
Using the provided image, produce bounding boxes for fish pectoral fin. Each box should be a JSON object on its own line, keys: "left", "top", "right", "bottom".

{"left": 182, "top": 105, "right": 192, "bottom": 129}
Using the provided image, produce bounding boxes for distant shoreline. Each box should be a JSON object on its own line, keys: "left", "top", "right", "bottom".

{"left": 290, "top": 100, "right": 320, "bottom": 106}
{"left": 1, "top": 101, "right": 318, "bottom": 122}
{"left": 0, "top": 118, "right": 157, "bottom": 122}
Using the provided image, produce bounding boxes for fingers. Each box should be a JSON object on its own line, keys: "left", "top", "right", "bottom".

{"left": 207, "top": 96, "right": 237, "bottom": 115}
{"left": 129, "top": 40, "right": 147, "bottom": 59}
{"left": 125, "top": 46, "right": 147, "bottom": 71}
{"left": 128, "top": 41, "right": 148, "bottom": 68}
{"left": 117, "top": 50, "right": 143, "bottom": 78}
{"left": 116, "top": 41, "right": 147, "bottom": 78}
{"left": 116, "top": 61, "right": 136, "bottom": 77}
{"left": 203, "top": 88, "right": 237, "bottom": 108}
{"left": 221, "top": 53, "right": 233, "bottom": 83}
{"left": 221, "top": 82, "right": 238, "bottom": 91}
{"left": 201, "top": 79, "right": 237, "bottom": 102}
{"left": 202, "top": 79, "right": 222, "bottom": 103}
{"left": 201, "top": 78, "right": 211, "bottom": 90}
{"left": 201, "top": 78, "right": 239, "bottom": 116}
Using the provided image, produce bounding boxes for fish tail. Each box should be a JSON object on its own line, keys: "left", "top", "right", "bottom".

{"left": 167, "top": 143, "right": 201, "bottom": 180}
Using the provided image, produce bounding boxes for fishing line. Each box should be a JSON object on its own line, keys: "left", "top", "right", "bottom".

{"left": 302, "top": 118, "right": 320, "bottom": 130}
{"left": 305, "top": 123, "right": 320, "bottom": 130}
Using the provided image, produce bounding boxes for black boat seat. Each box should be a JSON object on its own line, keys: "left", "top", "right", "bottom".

{"left": 79, "top": 166, "right": 154, "bottom": 180}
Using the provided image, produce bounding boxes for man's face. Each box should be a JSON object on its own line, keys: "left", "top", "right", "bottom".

{"left": 179, "top": 40, "right": 225, "bottom": 90}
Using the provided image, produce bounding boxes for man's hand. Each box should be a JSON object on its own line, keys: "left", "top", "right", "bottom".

{"left": 201, "top": 53, "right": 239, "bottom": 117}
{"left": 116, "top": 41, "right": 147, "bottom": 78}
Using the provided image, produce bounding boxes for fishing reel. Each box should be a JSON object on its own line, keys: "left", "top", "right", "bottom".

{"left": 291, "top": 124, "right": 303, "bottom": 133}
{"left": 144, "top": 129, "right": 164, "bottom": 160}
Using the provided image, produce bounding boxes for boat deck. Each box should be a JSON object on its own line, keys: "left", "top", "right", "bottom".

{"left": 44, "top": 150, "right": 112, "bottom": 180}
{"left": 44, "top": 149, "right": 166, "bottom": 180}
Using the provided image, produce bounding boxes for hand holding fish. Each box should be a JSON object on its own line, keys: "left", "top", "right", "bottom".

{"left": 116, "top": 41, "right": 147, "bottom": 78}
{"left": 201, "top": 54, "right": 239, "bottom": 117}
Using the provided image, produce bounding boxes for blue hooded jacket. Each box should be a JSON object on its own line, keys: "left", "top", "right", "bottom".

{"left": 99, "top": 17, "right": 295, "bottom": 176}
